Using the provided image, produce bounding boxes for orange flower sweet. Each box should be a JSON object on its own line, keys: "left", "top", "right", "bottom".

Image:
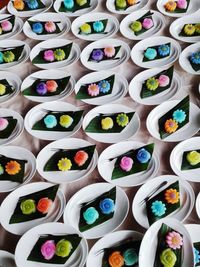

{"left": 74, "top": 150, "right": 89, "bottom": 167}
{"left": 37, "top": 198, "right": 53, "bottom": 214}
{"left": 127, "top": 0, "right": 137, "bottom": 5}
{"left": 164, "top": 119, "right": 178, "bottom": 133}
{"left": 13, "top": 0, "right": 25, "bottom": 10}
{"left": 108, "top": 251, "right": 124, "bottom": 267}
{"left": 164, "top": 0, "right": 177, "bottom": 12}
{"left": 5, "top": 160, "right": 21, "bottom": 175}
{"left": 165, "top": 189, "right": 180, "bottom": 204}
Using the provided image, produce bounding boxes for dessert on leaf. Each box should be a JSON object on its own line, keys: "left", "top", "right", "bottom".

{"left": 0, "top": 79, "right": 14, "bottom": 97}
{"left": 0, "top": 15, "right": 15, "bottom": 36}
{"left": 79, "top": 19, "right": 108, "bottom": 35}
{"left": 189, "top": 50, "right": 200, "bottom": 72}
{"left": 0, "top": 116, "right": 17, "bottom": 139}
{"left": 129, "top": 11, "right": 154, "bottom": 36}
{"left": 164, "top": 0, "right": 190, "bottom": 13}
{"left": 12, "top": 0, "right": 45, "bottom": 11}
{"left": 181, "top": 149, "right": 200, "bottom": 171}
{"left": 29, "top": 20, "right": 62, "bottom": 35}
{"left": 88, "top": 45, "right": 121, "bottom": 63}
{"left": 143, "top": 43, "right": 171, "bottom": 62}
{"left": 179, "top": 23, "right": 200, "bottom": 37}
{"left": 0, "top": 45, "right": 25, "bottom": 65}
{"left": 59, "top": 0, "right": 91, "bottom": 13}
{"left": 115, "top": 0, "right": 139, "bottom": 11}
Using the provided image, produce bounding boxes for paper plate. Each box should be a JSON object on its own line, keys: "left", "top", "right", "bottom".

{"left": 106, "top": 0, "right": 149, "bottom": 15}
{"left": 0, "top": 15, "right": 23, "bottom": 40}
{"left": 0, "top": 250, "right": 16, "bottom": 267}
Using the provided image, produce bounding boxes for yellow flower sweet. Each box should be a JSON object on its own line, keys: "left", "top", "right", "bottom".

{"left": 184, "top": 24, "right": 195, "bottom": 36}
{"left": 0, "top": 84, "right": 6, "bottom": 96}
{"left": 59, "top": 115, "right": 73, "bottom": 128}
{"left": 164, "top": 119, "right": 178, "bottom": 134}
{"left": 186, "top": 151, "right": 200, "bottom": 166}
{"left": 5, "top": 160, "right": 21, "bottom": 175}
{"left": 165, "top": 189, "right": 180, "bottom": 204}
{"left": 164, "top": 0, "right": 177, "bottom": 12}
{"left": 160, "top": 248, "right": 177, "bottom": 267}
{"left": 57, "top": 158, "right": 72, "bottom": 171}
{"left": 101, "top": 117, "right": 114, "bottom": 130}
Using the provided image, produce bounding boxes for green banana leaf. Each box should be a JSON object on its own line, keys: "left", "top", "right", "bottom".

{"left": 0, "top": 45, "right": 25, "bottom": 64}
{"left": 79, "top": 19, "right": 108, "bottom": 34}
{"left": 0, "top": 79, "right": 14, "bottom": 97}
{"left": 129, "top": 11, "right": 154, "bottom": 36}
{"left": 59, "top": 0, "right": 91, "bottom": 13}
{"left": 189, "top": 54, "right": 200, "bottom": 72}
{"left": 179, "top": 23, "right": 200, "bottom": 37}
{"left": 0, "top": 116, "right": 17, "bottom": 139}
{"left": 12, "top": 0, "right": 45, "bottom": 11}
{"left": 143, "top": 43, "right": 171, "bottom": 62}
{"left": 28, "top": 20, "right": 61, "bottom": 35}
{"left": 165, "top": 0, "right": 190, "bottom": 13}
{"left": 181, "top": 149, "right": 200, "bottom": 170}
{"left": 88, "top": 46, "right": 121, "bottom": 62}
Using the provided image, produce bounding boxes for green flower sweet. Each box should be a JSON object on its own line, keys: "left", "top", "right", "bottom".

{"left": 76, "top": 0, "right": 87, "bottom": 6}
{"left": 80, "top": 23, "right": 92, "bottom": 34}
{"left": 20, "top": 199, "right": 36, "bottom": 215}
{"left": 0, "top": 164, "right": 4, "bottom": 175}
{"left": 54, "top": 49, "right": 66, "bottom": 61}
{"left": 160, "top": 249, "right": 177, "bottom": 267}
{"left": 116, "top": 0, "right": 127, "bottom": 9}
{"left": 195, "top": 23, "right": 200, "bottom": 34}
{"left": 123, "top": 248, "right": 138, "bottom": 266}
{"left": 55, "top": 239, "right": 73, "bottom": 258}
{"left": 3, "top": 51, "right": 15, "bottom": 63}
{"left": 146, "top": 77, "right": 159, "bottom": 91}
{"left": 186, "top": 151, "right": 200, "bottom": 166}
{"left": 116, "top": 113, "right": 129, "bottom": 127}
{"left": 130, "top": 21, "right": 142, "bottom": 32}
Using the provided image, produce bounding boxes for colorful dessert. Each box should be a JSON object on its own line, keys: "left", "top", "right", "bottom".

{"left": 143, "top": 43, "right": 171, "bottom": 62}
{"left": 59, "top": 0, "right": 91, "bottom": 13}
{"left": 0, "top": 79, "right": 14, "bottom": 97}
{"left": 0, "top": 116, "right": 17, "bottom": 139}
{"left": 88, "top": 46, "right": 121, "bottom": 63}
{"left": 29, "top": 20, "right": 61, "bottom": 35}
{"left": 193, "top": 243, "right": 200, "bottom": 267}
{"left": 79, "top": 19, "right": 108, "bottom": 35}
{"left": 0, "top": 45, "right": 24, "bottom": 65}
{"left": 13, "top": 0, "right": 45, "bottom": 11}
{"left": 164, "top": 0, "right": 189, "bottom": 13}
{"left": 181, "top": 149, "right": 200, "bottom": 171}
{"left": 189, "top": 51, "right": 200, "bottom": 72}
{"left": 129, "top": 11, "right": 154, "bottom": 36}
{"left": 115, "top": 0, "right": 138, "bottom": 11}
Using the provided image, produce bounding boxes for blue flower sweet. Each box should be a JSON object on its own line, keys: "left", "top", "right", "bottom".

{"left": 27, "top": 0, "right": 39, "bottom": 9}
{"left": 99, "top": 198, "right": 115, "bottom": 215}
{"left": 190, "top": 52, "right": 200, "bottom": 65}
{"left": 136, "top": 148, "right": 151, "bottom": 164}
{"left": 91, "top": 49, "right": 104, "bottom": 62}
{"left": 44, "top": 115, "right": 57, "bottom": 129}
{"left": 64, "top": 0, "right": 74, "bottom": 9}
{"left": 173, "top": 109, "right": 186, "bottom": 123}
{"left": 158, "top": 44, "right": 170, "bottom": 57}
{"left": 32, "top": 22, "right": 43, "bottom": 34}
{"left": 93, "top": 21, "right": 104, "bottom": 32}
{"left": 123, "top": 248, "right": 138, "bottom": 266}
{"left": 144, "top": 48, "right": 157, "bottom": 60}
{"left": 0, "top": 164, "right": 4, "bottom": 175}
{"left": 83, "top": 207, "right": 99, "bottom": 225}
{"left": 98, "top": 80, "right": 111, "bottom": 93}
{"left": 194, "top": 247, "right": 200, "bottom": 265}
{"left": 151, "top": 200, "right": 166, "bottom": 217}
{"left": 0, "top": 52, "right": 4, "bottom": 63}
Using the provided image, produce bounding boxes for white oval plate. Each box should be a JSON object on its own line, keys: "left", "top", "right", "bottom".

{"left": 0, "top": 39, "right": 30, "bottom": 70}
{"left": 0, "top": 108, "right": 24, "bottom": 146}
{"left": 0, "top": 182, "right": 66, "bottom": 235}
{"left": 0, "top": 145, "right": 36, "bottom": 193}
{"left": 30, "top": 39, "right": 80, "bottom": 70}
{"left": 129, "top": 67, "right": 181, "bottom": 105}
{"left": 15, "top": 222, "right": 88, "bottom": 267}
{"left": 98, "top": 141, "right": 159, "bottom": 187}
{"left": 7, "top": 0, "right": 53, "bottom": 17}
{"left": 75, "top": 71, "right": 128, "bottom": 106}
{"left": 23, "top": 12, "right": 71, "bottom": 41}
{"left": 54, "top": 0, "right": 98, "bottom": 17}
{"left": 170, "top": 137, "right": 200, "bottom": 182}
{"left": 146, "top": 99, "right": 200, "bottom": 142}
{"left": 0, "top": 15, "right": 23, "bottom": 40}
{"left": 185, "top": 224, "right": 200, "bottom": 243}
{"left": 82, "top": 103, "right": 140, "bottom": 144}
{"left": 179, "top": 42, "right": 200, "bottom": 75}
{"left": 0, "top": 71, "right": 21, "bottom": 104}
{"left": 131, "top": 36, "right": 181, "bottom": 69}
{"left": 86, "top": 230, "right": 143, "bottom": 267}
{"left": 196, "top": 193, "right": 200, "bottom": 220}
{"left": 72, "top": 12, "right": 119, "bottom": 41}
{"left": 24, "top": 101, "right": 83, "bottom": 141}
{"left": 80, "top": 38, "right": 130, "bottom": 71}
{"left": 157, "top": 0, "right": 200, "bottom": 18}
{"left": 63, "top": 182, "right": 129, "bottom": 239}
{"left": 36, "top": 137, "right": 98, "bottom": 184}
{"left": 139, "top": 218, "right": 194, "bottom": 267}
{"left": 0, "top": 251, "right": 16, "bottom": 267}
{"left": 120, "top": 9, "right": 166, "bottom": 40}
{"left": 106, "top": 0, "right": 149, "bottom": 15}
{"left": 170, "top": 10, "right": 200, "bottom": 43}
{"left": 21, "top": 69, "right": 75, "bottom": 103}
{"left": 132, "top": 175, "right": 195, "bottom": 229}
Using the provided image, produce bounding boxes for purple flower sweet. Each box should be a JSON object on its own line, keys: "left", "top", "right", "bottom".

{"left": 41, "top": 240, "right": 56, "bottom": 260}
{"left": 36, "top": 82, "right": 48, "bottom": 95}
{"left": 91, "top": 49, "right": 104, "bottom": 62}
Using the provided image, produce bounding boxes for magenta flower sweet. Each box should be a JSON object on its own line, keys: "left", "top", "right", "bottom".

{"left": 142, "top": 18, "right": 153, "bottom": 29}
{"left": 0, "top": 118, "right": 8, "bottom": 131}
{"left": 44, "top": 50, "right": 55, "bottom": 62}
{"left": 177, "top": 0, "right": 187, "bottom": 9}
{"left": 120, "top": 156, "right": 133, "bottom": 172}
{"left": 41, "top": 240, "right": 56, "bottom": 260}
{"left": 158, "top": 75, "right": 170, "bottom": 87}
{"left": 1, "top": 20, "right": 12, "bottom": 32}
{"left": 166, "top": 231, "right": 183, "bottom": 250}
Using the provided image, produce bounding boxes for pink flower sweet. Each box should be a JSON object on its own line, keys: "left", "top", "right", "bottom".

{"left": 177, "top": 0, "right": 187, "bottom": 9}
{"left": 166, "top": 231, "right": 183, "bottom": 250}
{"left": 142, "top": 18, "right": 154, "bottom": 29}
{"left": 46, "top": 80, "right": 58, "bottom": 92}
{"left": 45, "top": 21, "right": 56, "bottom": 33}
{"left": 87, "top": 83, "right": 100, "bottom": 96}
{"left": 41, "top": 240, "right": 56, "bottom": 260}
{"left": 104, "top": 46, "right": 115, "bottom": 58}
{"left": 158, "top": 75, "right": 170, "bottom": 87}
{"left": 44, "top": 50, "right": 55, "bottom": 62}
{"left": 1, "top": 20, "right": 12, "bottom": 32}
{"left": 120, "top": 156, "right": 133, "bottom": 172}
{"left": 0, "top": 118, "right": 8, "bottom": 131}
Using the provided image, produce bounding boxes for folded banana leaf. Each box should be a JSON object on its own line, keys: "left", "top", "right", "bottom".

{"left": 181, "top": 149, "right": 200, "bottom": 170}
{"left": 189, "top": 53, "right": 200, "bottom": 72}
{"left": 0, "top": 79, "right": 14, "bottom": 96}
{"left": 140, "top": 66, "right": 174, "bottom": 98}
{"left": 76, "top": 75, "right": 115, "bottom": 100}
{"left": 28, "top": 20, "right": 62, "bottom": 35}
{"left": 12, "top": 0, "right": 45, "bottom": 11}
{"left": 32, "top": 110, "right": 83, "bottom": 132}
{"left": 0, "top": 15, "right": 15, "bottom": 35}
{"left": 79, "top": 19, "right": 108, "bottom": 34}
{"left": 146, "top": 181, "right": 180, "bottom": 225}
{"left": 0, "top": 45, "right": 24, "bottom": 64}
{"left": 143, "top": 43, "right": 171, "bottom": 62}
{"left": 22, "top": 76, "right": 70, "bottom": 97}
{"left": 179, "top": 23, "right": 200, "bottom": 37}
{"left": 32, "top": 43, "right": 73, "bottom": 64}
{"left": 115, "top": 0, "right": 140, "bottom": 10}
{"left": 59, "top": 0, "right": 91, "bottom": 12}
{"left": 85, "top": 112, "right": 135, "bottom": 133}
{"left": 165, "top": 0, "right": 190, "bottom": 13}
{"left": 154, "top": 223, "right": 183, "bottom": 267}
{"left": 194, "top": 242, "right": 200, "bottom": 267}
{"left": 44, "top": 145, "right": 96, "bottom": 171}
{"left": 9, "top": 184, "right": 59, "bottom": 224}
{"left": 158, "top": 95, "right": 190, "bottom": 139}
{"left": 79, "top": 187, "right": 116, "bottom": 232}
{"left": 88, "top": 46, "right": 121, "bottom": 62}
{"left": 0, "top": 116, "right": 17, "bottom": 139}
{"left": 129, "top": 11, "right": 154, "bottom": 36}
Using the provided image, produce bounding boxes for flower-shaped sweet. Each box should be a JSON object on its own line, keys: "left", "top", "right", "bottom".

{"left": 32, "top": 22, "right": 43, "bottom": 34}
{"left": 91, "top": 49, "right": 104, "bottom": 62}
{"left": 116, "top": 0, "right": 127, "bottom": 9}
{"left": 164, "top": 0, "right": 177, "bottom": 12}
{"left": 20, "top": 199, "right": 36, "bottom": 215}
{"left": 160, "top": 249, "right": 177, "bottom": 267}
{"left": 83, "top": 207, "right": 99, "bottom": 225}
{"left": 57, "top": 158, "right": 72, "bottom": 171}
{"left": 0, "top": 52, "right": 3, "bottom": 63}
{"left": 88, "top": 83, "right": 100, "bottom": 96}
{"left": 194, "top": 248, "right": 200, "bottom": 265}
{"left": 0, "top": 118, "right": 8, "bottom": 131}
{"left": 151, "top": 200, "right": 166, "bottom": 217}
{"left": 101, "top": 117, "right": 114, "bottom": 130}
{"left": 36, "top": 82, "right": 48, "bottom": 95}
{"left": 0, "top": 84, "right": 6, "bottom": 96}
{"left": 41, "top": 240, "right": 56, "bottom": 260}
{"left": 130, "top": 21, "right": 142, "bottom": 32}
{"left": 98, "top": 80, "right": 111, "bottom": 93}
{"left": 46, "top": 80, "right": 58, "bottom": 93}
{"left": 1, "top": 20, "right": 12, "bottom": 32}
{"left": 183, "top": 24, "right": 195, "bottom": 36}
{"left": 0, "top": 164, "right": 4, "bottom": 175}
{"left": 44, "top": 50, "right": 55, "bottom": 62}
{"left": 27, "top": 0, "right": 39, "bottom": 10}
{"left": 146, "top": 77, "right": 159, "bottom": 91}
{"left": 195, "top": 24, "right": 200, "bottom": 34}
{"left": 165, "top": 188, "right": 180, "bottom": 204}
{"left": 93, "top": 21, "right": 104, "bottom": 32}
{"left": 80, "top": 23, "right": 91, "bottom": 34}
{"left": 177, "top": 0, "right": 187, "bottom": 9}
{"left": 144, "top": 48, "right": 157, "bottom": 60}
{"left": 13, "top": 0, "right": 25, "bottom": 10}
{"left": 5, "top": 160, "right": 21, "bottom": 175}
{"left": 45, "top": 21, "right": 56, "bottom": 33}
{"left": 76, "top": 0, "right": 87, "bottom": 6}
{"left": 99, "top": 198, "right": 115, "bottom": 215}
{"left": 136, "top": 148, "right": 151, "bottom": 164}
{"left": 104, "top": 46, "right": 115, "bottom": 58}
{"left": 108, "top": 251, "right": 124, "bottom": 267}
{"left": 74, "top": 150, "right": 88, "bottom": 167}
{"left": 37, "top": 198, "right": 53, "bottom": 214}
{"left": 164, "top": 119, "right": 178, "bottom": 134}
{"left": 127, "top": 0, "right": 137, "bottom": 4}
{"left": 158, "top": 75, "right": 170, "bottom": 87}
{"left": 44, "top": 115, "right": 57, "bottom": 128}
{"left": 123, "top": 248, "right": 138, "bottom": 266}
{"left": 120, "top": 156, "right": 133, "bottom": 172}
{"left": 3, "top": 51, "right": 15, "bottom": 63}
{"left": 186, "top": 151, "right": 200, "bottom": 166}
{"left": 172, "top": 109, "right": 186, "bottom": 123}
{"left": 142, "top": 18, "right": 153, "bottom": 30}
{"left": 116, "top": 113, "right": 129, "bottom": 127}
{"left": 166, "top": 231, "right": 183, "bottom": 250}
{"left": 54, "top": 49, "right": 66, "bottom": 61}
{"left": 158, "top": 44, "right": 170, "bottom": 57}
{"left": 190, "top": 52, "right": 200, "bottom": 65}
{"left": 59, "top": 115, "right": 73, "bottom": 128}
{"left": 55, "top": 239, "right": 72, "bottom": 258}
{"left": 0, "top": 28, "right": 2, "bottom": 35}
{"left": 64, "top": 0, "right": 74, "bottom": 9}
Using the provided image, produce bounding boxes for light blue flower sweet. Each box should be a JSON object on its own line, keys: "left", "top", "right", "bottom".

{"left": 144, "top": 48, "right": 157, "bottom": 60}
{"left": 27, "top": 0, "right": 39, "bottom": 9}
{"left": 99, "top": 198, "right": 115, "bottom": 215}
{"left": 64, "top": 0, "right": 74, "bottom": 9}
{"left": 136, "top": 148, "right": 151, "bottom": 164}
{"left": 151, "top": 200, "right": 166, "bottom": 217}
{"left": 190, "top": 52, "right": 200, "bottom": 65}
{"left": 0, "top": 52, "right": 4, "bottom": 64}
{"left": 173, "top": 109, "right": 186, "bottom": 123}
{"left": 194, "top": 247, "right": 200, "bottom": 265}
{"left": 158, "top": 44, "right": 170, "bottom": 57}
{"left": 83, "top": 207, "right": 99, "bottom": 225}
{"left": 44, "top": 115, "right": 57, "bottom": 129}
{"left": 123, "top": 248, "right": 138, "bottom": 266}
{"left": 32, "top": 22, "right": 43, "bottom": 34}
{"left": 93, "top": 21, "right": 104, "bottom": 33}
{"left": 98, "top": 80, "right": 111, "bottom": 93}
{"left": 0, "top": 164, "right": 4, "bottom": 175}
